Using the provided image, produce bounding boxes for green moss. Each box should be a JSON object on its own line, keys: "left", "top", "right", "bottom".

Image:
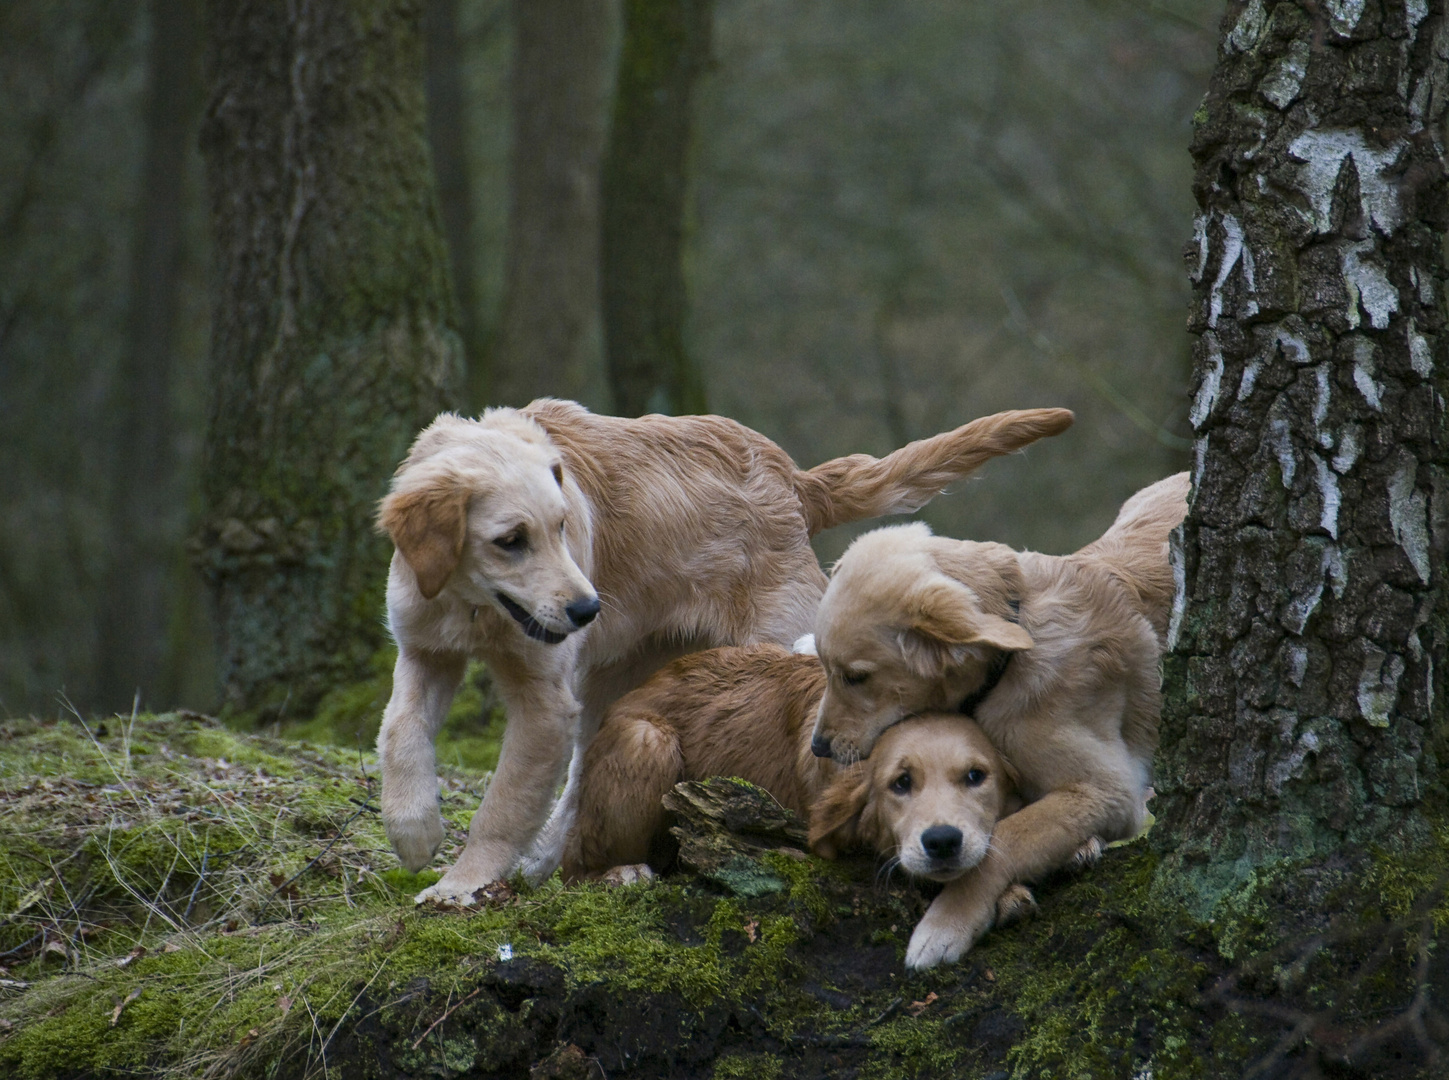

{"left": 761, "top": 851, "right": 836, "bottom": 925}
{"left": 279, "top": 650, "right": 507, "bottom": 775}
{"left": 713, "top": 1052, "right": 784, "bottom": 1080}
{"left": 864, "top": 1017, "right": 963, "bottom": 1079}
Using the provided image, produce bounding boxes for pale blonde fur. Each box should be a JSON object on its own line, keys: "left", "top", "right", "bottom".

{"left": 375, "top": 399, "right": 1073, "bottom": 902}
{"left": 810, "top": 472, "right": 1189, "bottom": 968}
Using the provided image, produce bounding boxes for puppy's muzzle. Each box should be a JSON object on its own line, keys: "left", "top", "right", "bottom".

{"left": 496, "top": 592, "right": 571, "bottom": 644}
{"left": 810, "top": 733, "right": 833, "bottom": 759}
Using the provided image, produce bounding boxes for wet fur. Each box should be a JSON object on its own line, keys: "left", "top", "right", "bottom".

{"left": 810, "top": 472, "right": 1189, "bottom": 968}
{"left": 375, "top": 400, "right": 1074, "bottom": 902}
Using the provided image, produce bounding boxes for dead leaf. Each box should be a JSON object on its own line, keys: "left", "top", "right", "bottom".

{"left": 110, "top": 986, "right": 142, "bottom": 1027}
{"left": 907, "top": 991, "right": 938, "bottom": 1017}
{"left": 984, "top": 968, "right": 996, "bottom": 982}
{"left": 41, "top": 941, "right": 69, "bottom": 962}
{"left": 277, "top": 995, "right": 292, "bottom": 1016}
{"left": 743, "top": 919, "right": 759, "bottom": 943}
{"left": 162, "top": 942, "right": 181, "bottom": 954}
{"left": 116, "top": 946, "right": 147, "bottom": 968}
{"left": 238, "top": 1027, "right": 260, "bottom": 1047}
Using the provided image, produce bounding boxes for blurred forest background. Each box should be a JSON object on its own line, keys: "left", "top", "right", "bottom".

{"left": 0, "top": 0, "right": 1222, "bottom": 717}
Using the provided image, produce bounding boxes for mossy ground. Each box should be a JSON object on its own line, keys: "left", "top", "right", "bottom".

{"left": 2, "top": 708, "right": 1446, "bottom": 1079}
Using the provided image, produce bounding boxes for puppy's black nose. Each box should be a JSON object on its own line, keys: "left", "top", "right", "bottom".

{"left": 566, "top": 596, "right": 602, "bottom": 627}
{"left": 920, "top": 825, "right": 963, "bottom": 861}
{"left": 810, "top": 733, "right": 833, "bottom": 759}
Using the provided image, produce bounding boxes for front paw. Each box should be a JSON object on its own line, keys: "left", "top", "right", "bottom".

{"left": 994, "top": 883, "right": 1038, "bottom": 928}
{"left": 905, "top": 897, "right": 992, "bottom": 971}
{"left": 385, "top": 811, "right": 445, "bottom": 873}
{"left": 415, "top": 863, "right": 511, "bottom": 906}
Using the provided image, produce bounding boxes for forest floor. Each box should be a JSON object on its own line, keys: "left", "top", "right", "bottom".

{"left": 1, "top": 707, "right": 1446, "bottom": 1080}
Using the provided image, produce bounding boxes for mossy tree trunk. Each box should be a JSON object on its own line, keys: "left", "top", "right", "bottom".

{"left": 600, "top": 0, "right": 711, "bottom": 416}
{"left": 491, "top": 0, "right": 615, "bottom": 409}
{"left": 96, "top": 0, "right": 202, "bottom": 712}
{"left": 1157, "top": 0, "right": 1449, "bottom": 910}
{"left": 196, "top": 0, "right": 463, "bottom": 720}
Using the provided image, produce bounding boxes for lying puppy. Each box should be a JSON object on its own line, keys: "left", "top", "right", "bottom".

{"left": 810, "top": 472, "right": 1189, "bottom": 968}
{"left": 376, "top": 400, "right": 1074, "bottom": 903}
{"left": 562, "top": 645, "right": 1027, "bottom": 903}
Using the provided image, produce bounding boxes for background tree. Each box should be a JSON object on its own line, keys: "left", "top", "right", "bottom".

{"left": 425, "top": 0, "right": 486, "bottom": 399}
{"left": 1157, "top": 0, "right": 1449, "bottom": 909}
{"left": 194, "top": 0, "right": 463, "bottom": 719}
{"left": 601, "top": 0, "right": 711, "bottom": 416}
{"left": 95, "top": 0, "right": 202, "bottom": 712}
{"left": 490, "top": 0, "right": 615, "bottom": 409}
{"left": 0, "top": 0, "right": 1218, "bottom": 714}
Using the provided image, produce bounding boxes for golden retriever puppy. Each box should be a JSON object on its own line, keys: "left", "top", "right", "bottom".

{"left": 809, "top": 472, "right": 1189, "bottom": 968}
{"left": 562, "top": 645, "right": 1021, "bottom": 897}
{"left": 375, "top": 400, "right": 1073, "bottom": 903}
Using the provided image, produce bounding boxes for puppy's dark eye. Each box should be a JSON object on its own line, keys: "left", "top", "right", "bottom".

{"left": 889, "top": 771, "right": 912, "bottom": 796}
{"left": 964, "top": 768, "right": 987, "bottom": 786}
{"left": 494, "top": 530, "right": 527, "bottom": 552}
{"left": 842, "top": 670, "right": 870, "bottom": 686}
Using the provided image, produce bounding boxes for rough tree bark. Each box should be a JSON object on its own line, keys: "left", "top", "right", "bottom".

{"left": 196, "top": 0, "right": 463, "bottom": 719}
{"left": 96, "top": 0, "right": 201, "bottom": 712}
{"left": 1157, "top": 0, "right": 1449, "bottom": 909}
{"left": 601, "top": 0, "right": 711, "bottom": 416}
{"left": 490, "top": 0, "right": 614, "bottom": 409}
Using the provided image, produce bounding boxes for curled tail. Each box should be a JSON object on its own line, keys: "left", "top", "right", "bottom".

{"left": 1075, "top": 471, "right": 1190, "bottom": 642}
{"left": 793, "top": 408, "right": 1075, "bottom": 536}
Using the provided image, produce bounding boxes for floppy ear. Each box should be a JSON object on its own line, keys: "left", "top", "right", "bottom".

{"left": 808, "top": 765, "right": 872, "bottom": 859}
{"left": 905, "top": 576, "right": 1034, "bottom": 651}
{"left": 377, "top": 481, "right": 469, "bottom": 600}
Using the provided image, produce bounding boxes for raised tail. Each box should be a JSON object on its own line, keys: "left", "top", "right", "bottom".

{"left": 1074, "top": 471, "right": 1190, "bottom": 643}
{"left": 793, "top": 408, "right": 1075, "bottom": 536}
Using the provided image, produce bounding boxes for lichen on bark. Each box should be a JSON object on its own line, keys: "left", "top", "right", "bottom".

{"left": 195, "top": 0, "right": 463, "bottom": 719}
{"left": 1157, "top": 0, "right": 1449, "bottom": 912}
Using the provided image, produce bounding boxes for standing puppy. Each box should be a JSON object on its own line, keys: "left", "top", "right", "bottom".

{"left": 376, "top": 399, "right": 1073, "bottom": 903}
{"left": 809, "top": 472, "right": 1189, "bottom": 967}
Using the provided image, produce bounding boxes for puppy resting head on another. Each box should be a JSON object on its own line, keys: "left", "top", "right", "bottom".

{"left": 809, "top": 713, "right": 1018, "bottom": 882}
{"left": 811, "top": 523, "right": 1032, "bottom": 763}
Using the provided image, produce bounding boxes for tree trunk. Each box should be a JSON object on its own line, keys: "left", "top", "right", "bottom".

{"left": 1157, "top": 0, "right": 1449, "bottom": 910}
{"left": 196, "top": 0, "right": 463, "bottom": 720}
{"left": 600, "top": 0, "right": 711, "bottom": 417}
{"left": 424, "top": 0, "right": 485, "bottom": 403}
{"left": 489, "top": 0, "right": 614, "bottom": 409}
{"left": 96, "top": 0, "right": 202, "bottom": 713}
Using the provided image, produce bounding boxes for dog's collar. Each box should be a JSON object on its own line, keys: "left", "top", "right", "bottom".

{"left": 957, "top": 597, "right": 1020, "bottom": 718}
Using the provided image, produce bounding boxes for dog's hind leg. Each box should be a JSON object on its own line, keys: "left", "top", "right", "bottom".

{"left": 521, "top": 743, "right": 584, "bottom": 883}
{"left": 562, "top": 709, "right": 684, "bottom": 879}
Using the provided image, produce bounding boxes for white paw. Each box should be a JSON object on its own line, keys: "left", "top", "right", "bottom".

{"left": 414, "top": 863, "right": 511, "bottom": 906}
{"left": 905, "top": 919, "right": 969, "bottom": 971}
{"left": 905, "top": 900, "right": 991, "bottom": 970}
{"left": 792, "top": 633, "right": 817, "bottom": 656}
{"left": 518, "top": 824, "right": 568, "bottom": 885}
{"left": 599, "top": 864, "right": 655, "bottom": 887}
{"left": 1071, "top": 835, "right": 1104, "bottom": 871}
{"left": 385, "top": 811, "right": 445, "bottom": 873}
